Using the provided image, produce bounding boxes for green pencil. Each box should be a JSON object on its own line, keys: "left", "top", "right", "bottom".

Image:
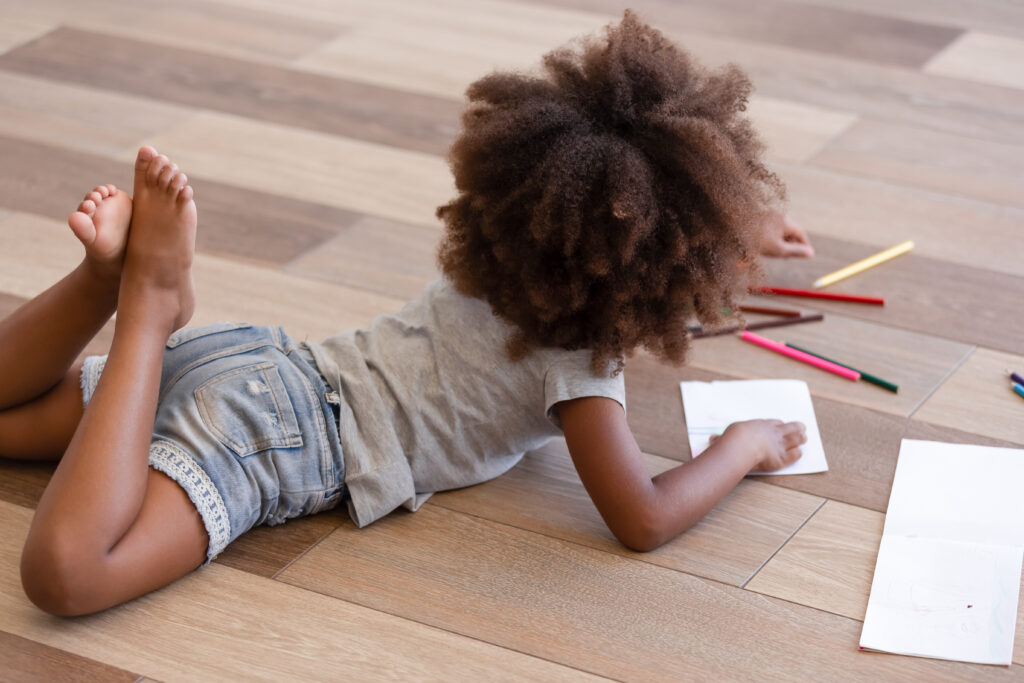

{"left": 784, "top": 342, "right": 899, "bottom": 393}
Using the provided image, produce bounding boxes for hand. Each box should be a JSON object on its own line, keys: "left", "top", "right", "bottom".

{"left": 709, "top": 419, "right": 807, "bottom": 472}
{"left": 759, "top": 211, "right": 814, "bottom": 259}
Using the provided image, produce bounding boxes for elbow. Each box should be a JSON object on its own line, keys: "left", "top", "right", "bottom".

{"left": 611, "top": 505, "right": 671, "bottom": 553}
{"left": 21, "top": 531, "right": 95, "bottom": 617}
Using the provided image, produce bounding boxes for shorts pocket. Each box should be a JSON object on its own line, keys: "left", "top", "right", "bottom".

{"left": 195, "top": 361, "right": 303, "bottom": 457}
{"left": 167, "top": 322, "right": 252, "bottom": 349}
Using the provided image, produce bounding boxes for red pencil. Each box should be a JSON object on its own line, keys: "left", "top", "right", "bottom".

{"left": 752, "top": 287, "right": 885, "bottom": 306}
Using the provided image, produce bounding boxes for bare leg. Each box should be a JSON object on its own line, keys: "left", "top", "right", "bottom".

{"left": 21, "top": 148, "right": 207, "bottom": 616}
{"left": 0, "top": 185, "right": 130, "bottom": 412}
{"left": 0, "top": 185, "right": 135, "bottom": 460}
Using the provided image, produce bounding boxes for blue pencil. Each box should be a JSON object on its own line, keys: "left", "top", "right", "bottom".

{"left": 1013, "top": 382, "right": 1024, "bottom": 401}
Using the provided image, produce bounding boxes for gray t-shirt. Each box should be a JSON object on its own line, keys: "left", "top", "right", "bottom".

{"left": 304, "top": 278, "right": 626, "bottom": 527}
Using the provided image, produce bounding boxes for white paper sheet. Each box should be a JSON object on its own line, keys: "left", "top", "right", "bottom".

{"left": 860, "top": 440, "right": 1024, "bottom": 666}
{"left": 679, "top": 379, "right": 827, "bottom": 475}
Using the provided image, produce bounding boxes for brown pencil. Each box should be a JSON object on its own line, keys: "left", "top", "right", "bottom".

{"left": 689, "top": 313, "right": 825, "bottom": 338}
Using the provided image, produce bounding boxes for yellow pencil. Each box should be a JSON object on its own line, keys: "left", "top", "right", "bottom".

{"left": 813, "top": 240, "right": 914, "bottom": 289}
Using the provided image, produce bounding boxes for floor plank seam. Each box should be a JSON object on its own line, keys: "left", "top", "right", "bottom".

{"left": 268, "top": 525, "right": 341, "bottom": 581}
{"left": 739, "top": 496, "right": 827, "bottom": 589}
{"left": 906, "top": 343, "right": 976, "bottom": 418}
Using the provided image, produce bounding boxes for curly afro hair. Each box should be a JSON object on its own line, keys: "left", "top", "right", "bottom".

{"left": 437, "top": 10, "right": 784, "bottom": 374}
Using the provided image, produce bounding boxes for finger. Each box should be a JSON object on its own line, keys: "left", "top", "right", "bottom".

{"left": 783, "top": 428, "right": 807, "bottom": 449}
{"left": 781, "top": 241, "right": 815, "bottom": 258}
{"left": 782, "top": 216, "right": 810, "bottom": 243}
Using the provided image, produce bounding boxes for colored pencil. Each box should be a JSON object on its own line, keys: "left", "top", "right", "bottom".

{"left": 689, "top": 313, "right": 824, "bottom": 338}
{"left": 813, "top": 240, "right": 914, "bottom": 289}
{"left": 738, "top": 304, "right": 802, "bottom": 317}
{"left": 752, "top": 286, "right": 885, "bottom": 306}
{"left": 740, "top": 331, "right": 861, "bottom": 381}
{"left": 785, "top": 342, "right": 899, "bottom": 393}
{"left": 1013, "top": 382, "right": 1024, "bottom": 401}
{"left": 1009, "top": 370, "right": 1024, "bottom": 387}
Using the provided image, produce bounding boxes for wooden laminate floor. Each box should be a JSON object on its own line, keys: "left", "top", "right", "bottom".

{"left": 1, "top": 0, "right": 1023, "bottom": 680}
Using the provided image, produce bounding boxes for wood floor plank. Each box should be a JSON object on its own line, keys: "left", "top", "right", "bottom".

{"left": 624, "top": 356, "right": 1021, "bottom": 512}
{"left": 812, "top": 118, "right": 1024, "bottom": 208}
{"left": 745, "top": 96, "right": 857, "bottom": 163}
{"left": 0, "top": 27, "right": 462, "bottom": 156}
{"left": 0, "top": 71, "right": 192, "bottom": 159}
{"left": 516, "top": 0, "right": 961, "bottom": 67}
{"left": 296, "top": 21, "right": 860, "bottom": 166}
{"left": 682, "top": 312, "right": 972, "bottom": 418}
{"left": 0, "top": 501, "right": 597, "bottom": 682}
{"left": 0, "top": 460, "right": 53, "bottom": 511}
{"left": 761, "top": 234, "right": 1024, "bottom": 354}
{"left": 140, "top": 112, "right": 453, "bottom": 229}
{"left": 925, "top": 32, "right": 1024, "bottom": 91}
{"left": 284, "top": 215, "right": 440, "bottom": 301}
{"left": 431, "top": 439, "right": 824, "bottom": 586}
{"left": 0, "top": 210, "right": 404, "bottom": 341}
{"left": 215, "top": 513, "right": 343, "bottom": 579}
{"left": 0, "top": 136, "right": 363, "bottom": 266}
{"left": 778, "top": 162, "right": 1024, "bottom": 278}
{"left": 913, "top": 347, "right": 1024, "bottom": 446}
{"left": 1, "top": 0, "right": 343, "bottom": 63}
{"left": 0, "top": 629, "right": 140, "bottom": 683}
{"left": 744, "top": 500, "right": 1024, "bottom": 665}
{"left": 658, "top": 27, "right": 1024, "bottom": 147}
{"left": 277, "top": 503, "right": 1012, "bottom": 680}
{"left": 745, "top": 501, "right": 882, "bottom": 620}
{"left": 0, "top": 212, "right": 85, "bottom": 300}
{"left": 293, "top": 3, "right": 595, "bottom": 100}
{"left": 792, "top": 0, "right": 1024, "bottom": 40}
{"left": 0, "top": 18, "right": 53, "bottom": 56}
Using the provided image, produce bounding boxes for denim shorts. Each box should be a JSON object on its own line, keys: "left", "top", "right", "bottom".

{"left": 80, "top": 322, "right": 346, "bottom": 566}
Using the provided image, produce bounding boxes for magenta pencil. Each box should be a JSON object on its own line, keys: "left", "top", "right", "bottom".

{"left": 740, "top": 331, "right": 861, "bottom": 381}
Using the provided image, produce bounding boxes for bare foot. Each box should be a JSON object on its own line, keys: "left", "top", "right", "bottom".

{"left": 120, "top": 146, "right": 197, "bottom": 333}
{"left": 67, "top": 184, "right": 132, "bottom": 283}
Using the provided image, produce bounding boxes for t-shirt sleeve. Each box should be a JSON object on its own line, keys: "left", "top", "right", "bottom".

{"left": 543, "top": 350, "right": 626, "bottom": 429}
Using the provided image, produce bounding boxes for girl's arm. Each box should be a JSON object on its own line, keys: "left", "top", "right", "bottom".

{"left": 558, "top": 396, "right": 806, "bottom": 552}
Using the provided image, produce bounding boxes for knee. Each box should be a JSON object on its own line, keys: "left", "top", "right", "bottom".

{"left": 20, "top": 531, "right": 99, "bottom": 617}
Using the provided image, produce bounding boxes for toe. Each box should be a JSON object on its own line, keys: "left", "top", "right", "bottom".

{"left": 87, "top": 191, "right": 103, "bottom": 205}
{"left": 179, "top": 185, "right": 194, "bottom": 203}
{"left": 68, "top": 211, "right": 96, "bottom": 243}
{"left": 170, "top": 171, "right": 188, "bottom": 194}
{"left": 147, "top": 155, "right": 170, "bottom": 184}
{"left": 106, "top": 184, "right": 117, "bottom": 195}
{"left": 95, "top": 185, "right": 109, "bottom": 198}
{"left": 135, "top": 146, "right": 158, "bottom": 174}
{"left": 79, "top": 199, "right": 96, "bottom": 215}
{"left": 157, "top": 163, "right": 179, "bottom": 190}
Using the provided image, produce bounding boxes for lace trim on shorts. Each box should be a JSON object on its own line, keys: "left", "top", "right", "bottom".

{"left": 148, "top": 439, "right": 231, "bottom": 565}
{"left": 80, "top": 354, "right": 107, "bottom": 406}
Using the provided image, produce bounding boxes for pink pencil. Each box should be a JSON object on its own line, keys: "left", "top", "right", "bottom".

{"left": 740, "top": 331, "right": 861, "bottom": 381}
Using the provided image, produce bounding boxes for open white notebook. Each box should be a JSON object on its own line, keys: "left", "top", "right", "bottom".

{"left": 679, "top": 379, "right": 827, "bottom": 475}
{"left": 860, "top": 439, "right": 1024, "bottom": 666}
